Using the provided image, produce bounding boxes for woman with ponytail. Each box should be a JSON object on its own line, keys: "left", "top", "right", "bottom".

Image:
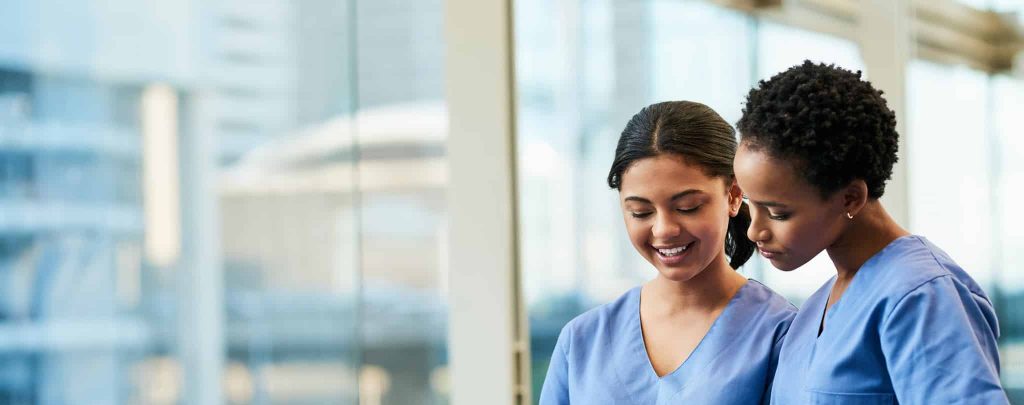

{"left": 539, "top": 101, "right": 796, "bottom": 404}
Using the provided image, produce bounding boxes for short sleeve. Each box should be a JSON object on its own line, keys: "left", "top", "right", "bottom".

{"left": 761, "top": 326, "right": 788, "bottom": 405}
{"left": 539, "top": 324, "right": 572, "bottom": 405}
{"left": 880, "top": 277, "right": 1009, "bottom": 404}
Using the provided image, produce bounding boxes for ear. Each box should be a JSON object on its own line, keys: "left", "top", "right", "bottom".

{"left": 840, "top": 179, "right": 869, "bottom": 218}
{"left": 727, "top": 178, "right": 743, "bottom": 217}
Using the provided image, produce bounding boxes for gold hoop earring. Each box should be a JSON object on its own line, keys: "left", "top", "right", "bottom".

{"left": 846, "top": 212, "right": 854, "bottom": 219}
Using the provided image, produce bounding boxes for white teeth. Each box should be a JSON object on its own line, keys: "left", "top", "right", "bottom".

{"left": 657, "top": 243, "right": 691, "bottom": 256}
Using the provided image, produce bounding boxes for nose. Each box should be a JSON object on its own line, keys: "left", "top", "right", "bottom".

{"left": 746, "top": 210, "right": 770, "bottom": 245}
{"left": 651, "top": 212, "right": 682, "bottom": 240}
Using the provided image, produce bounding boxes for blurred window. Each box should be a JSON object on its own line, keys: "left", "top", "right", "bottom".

{"left": 0, "top": 0, "right": 449, "bottom": 403}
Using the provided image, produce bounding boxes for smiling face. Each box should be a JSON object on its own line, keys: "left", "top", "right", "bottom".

{"left": 619, "top": 154, "right": 741, "bottom": 282}
{"left": 733, "top": 144, "right": 849, "bottom": 271}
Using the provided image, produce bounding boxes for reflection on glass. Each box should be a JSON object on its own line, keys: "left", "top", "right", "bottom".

{"left": 0, "top": 2, "right": 152, "bottom": 400}
{"left": 218, "top": 0, "right": 449, "bottom": 403}
{"left": 0, "top": 0, "right": 448, "bottom": 403}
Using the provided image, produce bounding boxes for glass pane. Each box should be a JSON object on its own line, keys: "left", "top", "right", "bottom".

{"left": 0, "top": 0, "right": 449, "bottom": 403}
{"left": 0, "top": 1, "right": 186, "bottom": 402}
{"left": 992, "top": 74, "right": 1024, "bottom": 401}
{"left": 514, "top": 1, "right": 755, "bottom": 401}
{"left": 990, "top": 0, "right": 1024, "bottom": 12}
{"left": 353, "top": 0, "right": 449, "bottom": 404}
{"left": 753, "top": 22, "right": 866, "bottom": 304}
{"left": 906, "top": 60, "right": 994, "bottom": 288}
{"left": 212, "top": 1, "right": 362, "bottom": 402}
{"left": 220, "top": 0, "right": 449, "bottom": 403}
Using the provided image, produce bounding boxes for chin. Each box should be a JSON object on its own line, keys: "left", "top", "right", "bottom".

{"left": 768, "top": 258, "right": 804, "bottom": 272}
{"left": 656, "top": 266, "right": 703, "bottom": 282}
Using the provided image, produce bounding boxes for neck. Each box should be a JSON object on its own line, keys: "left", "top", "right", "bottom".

{"left": 644, "top": 254, "right": 747, "bottom": 315}
{"left": 826, "top": 200, "right": 910, "bottom": 282}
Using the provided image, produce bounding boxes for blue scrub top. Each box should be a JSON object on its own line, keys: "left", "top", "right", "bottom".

{"left": 539, "top": 279, "right": 796, "bottom": 405}
{"left": 771, "top": 235, "right": 1009, "bottom": 404}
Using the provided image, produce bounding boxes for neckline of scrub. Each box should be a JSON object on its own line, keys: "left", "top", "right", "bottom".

{"left": 815, "top": 234, "right": 922, "bottom": 338}
{"left": 634, "top": 278, "right": 752, "bottom": 381}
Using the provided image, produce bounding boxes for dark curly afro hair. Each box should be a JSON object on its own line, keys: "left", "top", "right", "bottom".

{"left": 736, "top": 61, "right": 899, "bottom": 199}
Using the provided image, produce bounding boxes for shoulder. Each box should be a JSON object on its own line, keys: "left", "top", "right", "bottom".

{"left": 743, "top": 280, "right": 798, "bottom": 320}
{"left": 741, "top": 280, "right": 798, "bottom": 340}
{"left": 867, "top": 235, "right": 991, "bottom": 304}
{"left": 861, "top": 236, "right": 998, "bottom": 338}
{"left": 557, "top": 286, "right": 638, "bottom": 349}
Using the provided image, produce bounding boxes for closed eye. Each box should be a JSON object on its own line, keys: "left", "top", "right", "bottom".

{"left": 677, "top": 205, "right": 701, "bottom": 214}
{"left": 768, "top": 212, "right": 790, "bottom": 220}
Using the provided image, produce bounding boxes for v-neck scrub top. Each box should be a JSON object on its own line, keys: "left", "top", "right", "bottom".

{"left": 770, "top": 235, "right": 1009, "bottom": 404}
{"left": 539, "top": 279, "right": 796, "bottom": 405}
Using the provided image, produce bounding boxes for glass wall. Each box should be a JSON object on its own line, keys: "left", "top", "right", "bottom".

{"left": 0, "top": 0, "right": 448, "bottom": 403}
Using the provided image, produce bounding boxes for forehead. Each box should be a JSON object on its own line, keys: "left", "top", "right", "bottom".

{"left": 733, "top": 145, "right": 816, "bottom": 202}
{"left": 620, "top": 155, "right": 722, "bottom": 195}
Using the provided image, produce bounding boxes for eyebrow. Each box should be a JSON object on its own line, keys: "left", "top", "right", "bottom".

{"left": 749, "top": 200, "right": 788, "bottom": 208}
{"left": 742, "top": 194, "right": 788, "bottom": 208}
{"left": 624, "top": 189, "right": 702, "bottom": 204}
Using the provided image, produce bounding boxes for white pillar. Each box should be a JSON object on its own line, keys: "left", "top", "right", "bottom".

{"left": 444, "top": 0, "right": 528, "bottom": 404}
{"left": 858, "top": 0, "right": 912, "bottom": 227}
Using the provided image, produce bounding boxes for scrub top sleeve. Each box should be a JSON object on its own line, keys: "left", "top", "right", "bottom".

{"left": 761, "top": 330, "right": 787, "bottom": 405}
{"left": 879, "top": 278, "right": 1009, "bottom": 405}
{"left": 539, "top": 325, "right": 572, "bottom": 405}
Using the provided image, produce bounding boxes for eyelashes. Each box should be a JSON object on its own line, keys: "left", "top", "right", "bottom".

{"left": 630, "top": 205, "right": 702, "bottom": 219}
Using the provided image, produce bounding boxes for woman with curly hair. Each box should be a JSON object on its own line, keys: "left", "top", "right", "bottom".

{"left": 733, "top": 61, "right": 1008, "bottom": 404}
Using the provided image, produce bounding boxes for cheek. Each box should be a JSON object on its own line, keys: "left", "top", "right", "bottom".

{"left": 623, "top": 219, "right": 651, "bottom": 250}
{"left": 790, "top": 229, "right": 821, "bottom": 255}
{"left": 691, "top": 211, "right": 730, "bottom": 246}
{"left": 760, "top": 221, "right": 799, "bottom": 250}
{"left": 777, "top": 217, "right": 831, "bottom": 253}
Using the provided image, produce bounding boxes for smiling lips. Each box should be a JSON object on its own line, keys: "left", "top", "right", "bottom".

{"left": 652, "top": 241, "right": 695, "bottom": 265}
{"left": 657, "top": 244, "right": 688, "bottom": 256}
